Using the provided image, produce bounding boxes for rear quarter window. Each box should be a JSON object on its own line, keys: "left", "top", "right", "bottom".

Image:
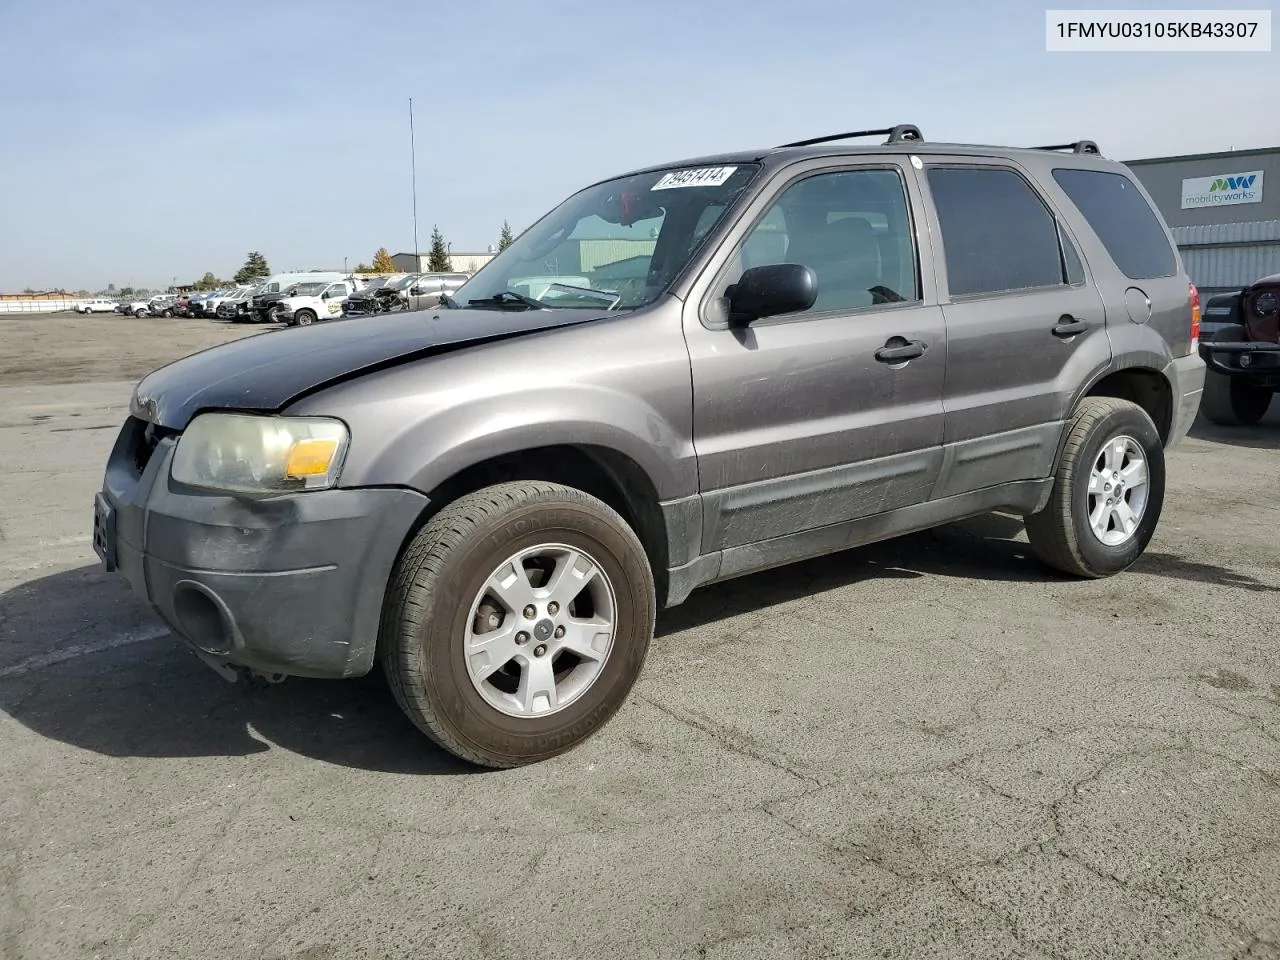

{"left": 1051, "top": 168, "right": 1177, "bottom": 280}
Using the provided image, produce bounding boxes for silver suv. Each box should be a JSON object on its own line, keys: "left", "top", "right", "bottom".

{"left": 93, "top": 124, "right": 1205, "bottom": 768}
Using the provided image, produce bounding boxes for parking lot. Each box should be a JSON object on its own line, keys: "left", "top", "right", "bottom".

{"left": 1, "top": 312, "right": 1278, "bottom": 959}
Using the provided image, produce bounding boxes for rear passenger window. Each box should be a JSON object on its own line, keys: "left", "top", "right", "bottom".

{"left": 927, "top": 167, "right": 1064, "bottom": 297}
{"left": 1051, "top": 168, "right": 1177, "bottom": 280}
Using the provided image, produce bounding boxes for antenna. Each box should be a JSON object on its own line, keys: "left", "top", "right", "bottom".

{"left": 409, "top": 98, "right": 421, "bottom": 265}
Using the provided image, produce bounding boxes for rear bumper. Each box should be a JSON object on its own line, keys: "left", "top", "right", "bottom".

{"left": 95, "top": 418, "right": 429, "bottom": 680}
{"left": 1198, "top": 339, "right": 1280, "bottom": 377}
{"left": 1164, "top": 351, "right": 1206, "bottom": 449}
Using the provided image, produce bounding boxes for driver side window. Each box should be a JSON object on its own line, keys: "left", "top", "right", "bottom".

{"left": 728, "top": 168, "right": 920, "bottom": 316}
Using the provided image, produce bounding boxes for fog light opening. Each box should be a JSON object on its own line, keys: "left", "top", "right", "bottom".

{"left": 172, "top": 582, "right": 236, "bottom": 656}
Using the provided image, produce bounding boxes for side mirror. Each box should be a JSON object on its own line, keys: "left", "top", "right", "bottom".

{"left": 727, "top": 263, "right": 817, "bottom": 326}
{"left": 410, "top": 286, "right": 423, "bottom": 296}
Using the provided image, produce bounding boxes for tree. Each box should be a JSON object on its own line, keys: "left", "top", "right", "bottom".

{"left": 426, "top": 225, "right": 451, "bottom": 272}
{"left": 233, "top": 251, "right": 270, "bottom": 284}
{"left": 371, "top": 247, "right": 396, "bottom": 273}
{"left": 195, "top": 271, "right": 221, "bottom": 291}
{"left": 354, "top": 262, "right": 372, "bottom": 273}
{"left": 120, "top": 286, "right": 135, "bottom": 296}
{"left": 498, "top": 220, "right": 514, "bottom": 251}
{"left": 106, "top": 283, "right": 117, "bottom": 294}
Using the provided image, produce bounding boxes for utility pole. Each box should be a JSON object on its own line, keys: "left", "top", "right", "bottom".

{"left": 409, "top": 97, "right": 420, "bottom": 268}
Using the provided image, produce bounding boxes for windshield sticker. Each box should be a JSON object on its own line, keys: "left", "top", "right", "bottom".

{"left": 651, "top": 166, "right": 737, "bottom": 191}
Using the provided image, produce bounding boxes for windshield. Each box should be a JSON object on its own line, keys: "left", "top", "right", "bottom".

{"left": 361, "top": 278, "right": 390, "bottom": 291}
{"left": 452, "top": 163, "right": 759, "bottom": 310}
{"left": 290, "top": 282, "right": 327, "bottom": 296}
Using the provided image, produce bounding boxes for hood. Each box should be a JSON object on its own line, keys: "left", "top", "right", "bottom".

{"left": 130, "top": 306, "right": 615, "bottom": 429}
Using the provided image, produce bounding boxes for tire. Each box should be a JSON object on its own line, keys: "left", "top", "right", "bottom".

{"left": 294, "top": 309, "right": 315, "bottom": 326}
{"left": 381, "top": 481, "right": 656, "bottom": 768}
{"left": 162, "top": 309, "right": 174, "bottom": 318}
{"left": 1200, "top": 327, "right": 1273, "bottom": 426}
{"left": 1024, "top": 397, "right": 1165, "bottom": 579}
{"left": 134, "top": 309, "right": 147, "bottom": 318}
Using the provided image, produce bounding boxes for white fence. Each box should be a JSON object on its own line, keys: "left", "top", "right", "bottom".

{"left": 0, "top": 299, "right": 89, "bottom": 314}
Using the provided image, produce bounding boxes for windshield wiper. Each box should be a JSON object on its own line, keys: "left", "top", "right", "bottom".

{"left": 467, "top": 290, "right": 545, "bottom": 310}
{"left": 544, "top": 283, "right": 622, "bottom": 308}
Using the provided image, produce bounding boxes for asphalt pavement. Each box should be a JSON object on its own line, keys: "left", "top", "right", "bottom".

{"left": 1, "top": 315, "right": 1278, "bottom": 960}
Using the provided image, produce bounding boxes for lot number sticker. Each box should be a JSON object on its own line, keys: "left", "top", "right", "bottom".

{"left": 652, "top": 166, "right": 737, "bottom": 190}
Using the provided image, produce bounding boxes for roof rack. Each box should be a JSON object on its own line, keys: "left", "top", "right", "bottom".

{"left": 1030, "top": 140, "right": 1101, "bottom": 155}
{"left": 776, "top": 124, "right": 923, "bottom": 149}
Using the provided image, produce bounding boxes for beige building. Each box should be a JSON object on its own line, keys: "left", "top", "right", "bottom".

{"left": 391, "top": 251, "right": 496, "bottom": 274}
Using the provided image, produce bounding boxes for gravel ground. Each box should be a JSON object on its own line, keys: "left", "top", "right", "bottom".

{"left": 1, "top": 313, "right": 1278, "bottom": 960}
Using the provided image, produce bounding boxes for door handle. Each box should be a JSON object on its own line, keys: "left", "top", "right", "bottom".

{"left": 1052, "top": 316, "right": 1089, "bottom": 338}
{"left": 875, "top": 337, "right": 926, "bottom": 363}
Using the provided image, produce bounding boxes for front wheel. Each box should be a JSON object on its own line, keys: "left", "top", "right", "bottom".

{"left": 380, "top": 481, "right": 656, "bottom": 768}
{"left": 1024, "top": 397, "right": 1165, "bottom": 579}
{"left": 294, "top": 309, "right": 315, "bottom": 326}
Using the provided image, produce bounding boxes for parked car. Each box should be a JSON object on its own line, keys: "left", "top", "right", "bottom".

{"left": 1197, "top": 274, "right": 1280, "bottom": 425}
{"left": 341, "top": 274, "right": 413, "bottom": 316}
{"left": 119, "top": 295, "right": 170, "bottom": 318}
{"left": 216, "top": 284, "right": 265, "bottom": 321}
{"left": 187, "top": 292, "right": 217, "bottom": 318}
{"left": 277, "top": 279, "right": 359, "bottom": 326}
{"left": 147, "top": 295, "right": 180, "bottom": 318}
{"left": 93, "top": 125, "right": 1204, "bottom": 769}
{"left": 201, "top": 287, "right": 248, "bottom": 319}
{"left": 404, "top": 272, "right": 470, "bottom": 311}
{"left": 76, "top": 298, "right": 118, "bottom": 314}
{"left": 247, "top": 272, "right": 354, "bottom": 323}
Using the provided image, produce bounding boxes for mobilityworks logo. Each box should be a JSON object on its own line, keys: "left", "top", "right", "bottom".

{"left": 1209, "top": 175, "right": 1257, "bottom": 192}
{"left": 1181, "top": 169, "right": 1265, "bottom": 209}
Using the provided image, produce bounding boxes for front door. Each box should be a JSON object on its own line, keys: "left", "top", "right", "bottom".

{"left": 683, "top": 161, "right": 947, "bottom": 552}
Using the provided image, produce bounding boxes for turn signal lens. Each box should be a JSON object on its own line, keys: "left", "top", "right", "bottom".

{"left": 285, "top": 438, "right": 340, "bottom": 477}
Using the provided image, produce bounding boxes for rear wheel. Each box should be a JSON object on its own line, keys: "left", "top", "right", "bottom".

{"left": 134, "top": 309, "right": 146, "bottom": 318}
{"left": 381, "top": 481, "right": 656, "bottom": 768}
{"left": 1025, "top": 397, "right": 1165, "bottom": 579}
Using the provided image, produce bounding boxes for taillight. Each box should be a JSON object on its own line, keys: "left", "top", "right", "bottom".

{"left": 1189, "top": 282, "right": 1200, "bottom": 352}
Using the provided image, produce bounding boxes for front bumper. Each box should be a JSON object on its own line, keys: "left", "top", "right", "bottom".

{"left": 1163, "top": 351, "right": 1207, "bottom": 449}
{"left": 94, "top": 416, "right": 429, "bottom": 680}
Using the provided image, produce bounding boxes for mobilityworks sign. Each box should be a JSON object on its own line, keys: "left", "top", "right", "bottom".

{"left": 1181, "top": 169, "right": 1265, "bottom": 209}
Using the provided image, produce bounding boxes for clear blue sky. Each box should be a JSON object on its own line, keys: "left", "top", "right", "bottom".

{"left": 1, "top": 0, "right": 1275, "bottom": 291}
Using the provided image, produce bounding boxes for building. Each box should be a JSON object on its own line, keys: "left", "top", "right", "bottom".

{"left": 392, "top": 251, "right": 497, "bottom": 274}
{"left": 1124, "top": 146, "right": 1280, "bottom": 296}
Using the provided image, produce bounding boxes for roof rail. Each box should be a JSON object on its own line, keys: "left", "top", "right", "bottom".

{"left": 1030, "top": 140, "right": 1101, "bottom": 155}
{"left": 776, "top": 124, "right": 923, "bottom": 148}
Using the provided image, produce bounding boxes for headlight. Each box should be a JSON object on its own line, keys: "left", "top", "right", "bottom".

{"left": 171, "top": 413, "right": 349, "bottom": 493}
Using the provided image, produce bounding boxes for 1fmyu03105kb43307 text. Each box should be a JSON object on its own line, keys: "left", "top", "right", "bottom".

{"left": 1046, "top": 9, "right": 1272, "bottom": 51}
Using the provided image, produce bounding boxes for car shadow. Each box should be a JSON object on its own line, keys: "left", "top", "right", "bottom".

{"left": 0, "top": 567, "right": 477, "bottom": 775}
{"left": 2, "top": 513, "right": 1272, "bottom": 767}
{"left": 1187, "top": 407, "right": 1280, "bottom": 451}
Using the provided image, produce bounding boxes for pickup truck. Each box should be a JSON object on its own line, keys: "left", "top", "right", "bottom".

{"left": 277, "top": 280, "right": 359, "bottom": 326}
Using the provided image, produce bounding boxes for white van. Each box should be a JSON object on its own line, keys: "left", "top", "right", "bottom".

{"left": 255, "top": 272, "right": 351, "bottom": 296}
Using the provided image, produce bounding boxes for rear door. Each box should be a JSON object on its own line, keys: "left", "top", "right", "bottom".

{"left": 913, "top": 158, "right": 1111, "bottom": 497}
